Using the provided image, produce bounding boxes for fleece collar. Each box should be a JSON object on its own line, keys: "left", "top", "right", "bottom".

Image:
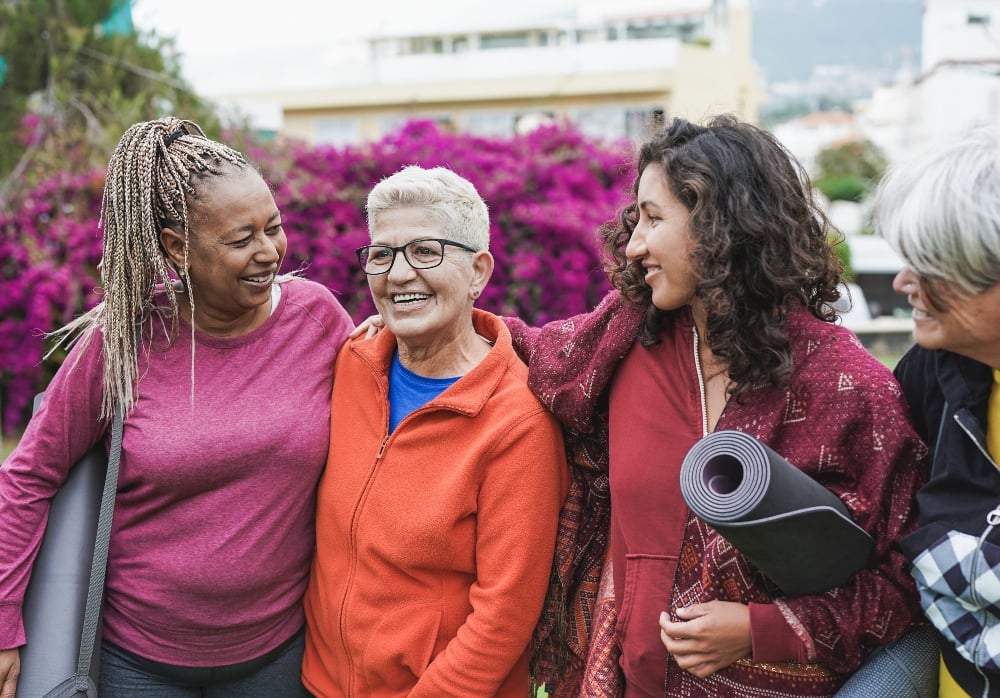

{"left": 349, "top": 308, "right": 516, "bottom": 418}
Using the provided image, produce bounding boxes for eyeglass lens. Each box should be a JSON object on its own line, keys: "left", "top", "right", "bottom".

{"left": 361, "top": 240, "right": 445, "bottom": 273}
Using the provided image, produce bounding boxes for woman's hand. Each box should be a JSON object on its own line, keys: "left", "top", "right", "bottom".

{"left": 0, "top": 648, "right": 20, "bottom": 698}
{"left": 349, "top": 314, "right": 385, "bottom": 339}
{"left": 659, "top": 601, "right": 752, "bottom": 678}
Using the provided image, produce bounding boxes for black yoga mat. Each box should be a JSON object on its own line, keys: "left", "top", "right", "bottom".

{"left": 679, "top": 429, "right": 874, "bottom": 596}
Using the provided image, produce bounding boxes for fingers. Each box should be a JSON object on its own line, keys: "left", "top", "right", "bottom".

{"left": 348, "top": 314, "right": 385, "bottom": 339}
{"left": 0, "top": 648, "right": 20, "bottom": 698}
{"left": 659, "top": 604, "right": 751, "bottom": 679}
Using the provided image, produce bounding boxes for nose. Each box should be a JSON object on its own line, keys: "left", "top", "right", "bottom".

{"left": 255, "top": 233, "right": 282, "bottom": 265}
{"left": 386, "top": 249, "right": 417, "bottom": 281}
{"left": 625, "top": 221, "right": 647, "bottom": 261}
{"left": 892, "top": 265, "right": 919, "bottom": 295}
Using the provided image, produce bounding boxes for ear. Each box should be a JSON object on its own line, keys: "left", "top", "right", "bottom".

{"left": 469, "top": 250, "right": 494, "bottom": 299}
{"left": 159, "top": 226, "right": 186, "bottom": 270}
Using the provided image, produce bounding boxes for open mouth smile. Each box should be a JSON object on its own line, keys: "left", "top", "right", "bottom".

{"left": 392, "top": 293, "right": 430, "bottom": 305}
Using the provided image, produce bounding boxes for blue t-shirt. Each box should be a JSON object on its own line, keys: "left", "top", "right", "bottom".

{"left": 388, "top": 352, "right": 460, "bottom": 431}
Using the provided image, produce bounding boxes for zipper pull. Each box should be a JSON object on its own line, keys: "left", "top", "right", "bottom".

{"left": 376, "top": 435, "right": 389, "bottom": 460}
{"left": 987, "top": 504, "right": 1000, "bottom": 527}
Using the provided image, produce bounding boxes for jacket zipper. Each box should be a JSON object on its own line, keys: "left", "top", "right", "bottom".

{"left": 693, "top": 327, "right": 708, "bottom": 437}
{"left": 952, "top": 411, "right": 1000, "bottom": 698}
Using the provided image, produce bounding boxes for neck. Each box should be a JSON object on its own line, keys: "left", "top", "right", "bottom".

{"left": 690, "top": 303, "right": 729, "bottom": 381}
{"left": 397, "top": 326, "right": 491, "bottom": 378}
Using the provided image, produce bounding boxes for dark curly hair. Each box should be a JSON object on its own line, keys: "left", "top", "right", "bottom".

{"left": 603, "top": 114, "right": 844, "bottom": 400}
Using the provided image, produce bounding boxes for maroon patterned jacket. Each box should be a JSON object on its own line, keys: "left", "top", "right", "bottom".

{"left": 507, "top": 291, "right": 927, "bottom": 697}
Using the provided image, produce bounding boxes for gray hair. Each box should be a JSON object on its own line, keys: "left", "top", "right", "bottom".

{"left": 366, "top": 166, "right": 490, "bottom": 250}
{"left": 50, "top": 117, "right": 249, "bottom": 419}
{"left": 875, "top": 123, "right": 1000, "bottom": 295}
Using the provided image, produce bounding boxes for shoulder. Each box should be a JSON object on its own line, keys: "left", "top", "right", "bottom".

{"left": 280, "top": 275, "right": 338, "bottom": 305}
{"left": 784, "top": 312, "right": 904, "bottom": 404}
{"left": 278, "top": 276, "right": 354, "bottom": 330}
{"left": 894, "top": 343, "right": 934, "bottom": 385}
{"left": 475, "top": 313, "right": 560, "bottom": 423}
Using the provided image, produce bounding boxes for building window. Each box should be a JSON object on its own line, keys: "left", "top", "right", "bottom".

{"left": 378, "top": 115, "right": 407, "bottom": 136}
{"left": 480, "top": 32, "right": 530, "bottom": 49}
{"left": 465, "top": 110, "right": 516, "bottom": 136}
{"left": 315, "top": 117, "right": 360, "bottom": 147}
{"left": 626, "top": 108, "right": 666, "bottom": 141}
{"left": 575, "top": 107, "right": 627, "bottom": 140}
{"left": 515, "top": 111, "right": 556, "bottom": 133}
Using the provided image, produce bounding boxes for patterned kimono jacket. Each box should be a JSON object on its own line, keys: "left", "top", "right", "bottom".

{"left": 510, "top": 291, "right": 927, "bottom": 697}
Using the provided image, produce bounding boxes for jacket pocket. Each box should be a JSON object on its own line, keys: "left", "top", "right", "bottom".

{"left": 616, "top": 554, "right": 675, "bottom": 695}
{"left": 362, "top": 601, "right": 443, "bottom": 693}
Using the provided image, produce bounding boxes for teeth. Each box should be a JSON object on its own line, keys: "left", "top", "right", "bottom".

{"left": 394, "top": 293, "right": 429, "bottom": 303}
{"left": 912, "top": 308, "right": 931, "bottom": 320}
{"left": 244, "top": 274, "right": 271, "bottom": 283}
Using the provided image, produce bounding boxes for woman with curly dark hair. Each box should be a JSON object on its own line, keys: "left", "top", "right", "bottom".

{"left": 503, "top": 114, "right": 928, "bottom": 697}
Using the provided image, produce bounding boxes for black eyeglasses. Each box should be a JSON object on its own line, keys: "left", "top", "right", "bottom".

{"left": 356, "top": 238, "right": 478, "bottom": 275}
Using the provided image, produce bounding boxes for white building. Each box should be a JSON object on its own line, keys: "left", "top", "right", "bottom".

{"left": 855, "top": 0, "right": 1000, "bottom": 163}
{"left": 219, "top": 0, "right": 762, "bottom": 146}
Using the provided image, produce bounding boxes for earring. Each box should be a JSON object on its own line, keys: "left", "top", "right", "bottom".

{"left": 472, "top": 289, "right": 481, "bottom": 299}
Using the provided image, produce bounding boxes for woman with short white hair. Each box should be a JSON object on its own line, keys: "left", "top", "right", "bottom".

{"left": 880, "top": 123, "right": 1000, "bottom": 698}
{"left": 302, "top": 165, "right": 568, "bottom": 697}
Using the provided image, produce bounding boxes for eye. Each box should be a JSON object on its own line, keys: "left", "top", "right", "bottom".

{"left": 369, "top": 247, "right": 393, "bottom": 261}
{"left": 265, "top": 223, "right": 283, "bottom": 236}
{"left": 231, "top": 235, "right": 253, "bottom": 247}
{"left": 409, "top": 242, "right": 442, "bottom": 262}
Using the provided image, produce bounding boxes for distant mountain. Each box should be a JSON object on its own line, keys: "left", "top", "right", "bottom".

{"left": 751, "top": 0, "right": 923, "bottom": 82}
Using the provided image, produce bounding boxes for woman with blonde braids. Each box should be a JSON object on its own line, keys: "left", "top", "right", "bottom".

{"left": 0, "top": 117, "right": 354, "bottom": 696}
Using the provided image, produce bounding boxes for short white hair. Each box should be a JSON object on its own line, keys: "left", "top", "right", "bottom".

{"left": 875, "top": 123, "right": 1000, "bottom": 294}
{"left": 366, "top": 165, "right": 490, "bottom": 250}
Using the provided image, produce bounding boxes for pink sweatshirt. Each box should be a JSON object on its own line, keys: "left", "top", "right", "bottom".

{"left": 0, "top": 277, "right": 353, "bottom": 665}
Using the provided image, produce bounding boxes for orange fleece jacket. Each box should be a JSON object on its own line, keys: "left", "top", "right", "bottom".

{"left": 303, "top": 310, "right": 569, "bottom": 697}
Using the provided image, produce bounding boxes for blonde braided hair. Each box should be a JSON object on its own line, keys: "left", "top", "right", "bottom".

{"left": 50, "top": 117, "right": 248, "bottom": 419}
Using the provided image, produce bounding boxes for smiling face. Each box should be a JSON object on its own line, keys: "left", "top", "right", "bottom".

{"left": 893, "top": 266, "right": 1000, "bottom": 367}
{"left": 160, "top": 166, "right": 285, "bottom": 335}
{"left": 367, "top": 206, "right": 491, "bottom": 352}
{"left": 625, "top": 163, "right": 700, "bottom": 314}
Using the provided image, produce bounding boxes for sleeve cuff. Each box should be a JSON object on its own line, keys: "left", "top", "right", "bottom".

{"left": 749, "top": 602, "right": 808, "bottom": 663}
{"left": 0, "top": 602, "right": 26, "bottom": 650}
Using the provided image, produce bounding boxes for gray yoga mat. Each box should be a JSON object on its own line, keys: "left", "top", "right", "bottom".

{"left": 18, "top": 393, "right": 104, "bottom": 697}
{"left": 679, "top": 429, "right": 874, "bottom": 596}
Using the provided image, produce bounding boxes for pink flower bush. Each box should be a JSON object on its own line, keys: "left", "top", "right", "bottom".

{"left": 0, "top": 120, "right": 633, "bottom": 433}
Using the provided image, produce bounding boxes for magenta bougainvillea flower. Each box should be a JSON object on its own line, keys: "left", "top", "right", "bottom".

{"left": 0, "top": 119, "right": 633, "bottom": 434}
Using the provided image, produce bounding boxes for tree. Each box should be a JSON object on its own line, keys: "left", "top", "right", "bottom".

{"left": 0, "top": 0, "right": 221, "bottom": 206}
{"left": 813, "top": 139, "right": 887, "bottom": 203}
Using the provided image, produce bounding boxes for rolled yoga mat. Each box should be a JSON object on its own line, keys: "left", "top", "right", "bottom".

{"left": 18, "top": 393, "right": 104, "bottom": 697}
{"left": 679, "top": 429, "right": 874, "bottom": 596}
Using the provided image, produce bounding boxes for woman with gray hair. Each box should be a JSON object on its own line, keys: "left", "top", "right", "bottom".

{"left": 302, "top": 165, "right": 568, "bottom": 697}
{"left": 879, "top": 123, "right": 1000, "bottom": 698}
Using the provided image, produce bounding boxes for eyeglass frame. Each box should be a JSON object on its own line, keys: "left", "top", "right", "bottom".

{"left": 356, "top": 237, "right": 480, "bottom": 275}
